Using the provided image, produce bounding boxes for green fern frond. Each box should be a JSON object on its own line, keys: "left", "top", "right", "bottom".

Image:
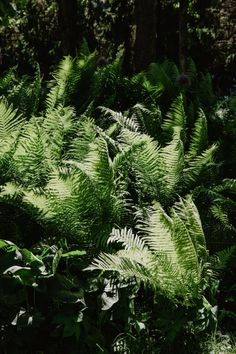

{"left": 0, "top": 99, "right": 23, "bottom": 140}
{"left": 130, "top": 103, "right": 162, "bottom": 137}
{"left": 162, "top": 59, "right": 180, "bottom": 83}
{"left": 42, "top": 105, "right": 75, "bottom": 162}
{"left": 88, "top": 197, "right": 207, "bottom": 302}
{"left": 0, "top": 99, "right": 24, "bottom": 175}
{"left": 162, "top": 94, "right": 186, "bottom": 141}
{"left": 159, "top": 127, "right": 184, "bottom": 199}
{"left": 210, "top": 205, "right": 235, "bottom": 232}
{"left": 12, "top": 119, "right": 51, "bottom": 186}
{"left": 213, "top": 179, "right": 236, "bottom": 194}
{"left": 186, "top": 108, "right": 208, "bottom": 161}
{"left": 46, "top": 56, "right": 74, "bottom": 110}
{"left": 92, "top": 50, "right": 123, "bottom": 106}
{"left": 108, "top": 227, "right": 147, "bottom": 251}
{"left": 146, "top": 62, "right": 176, "bottom": 99}
{"left": 68, "top": 117, "right": 97, "bottom": 162}
{"left": 138, "top": 202, "right": 174, "bottom": 256}
{"left": 171, "top": 209, "right": 200, "bottom": 284}
{"left": 173, "top": 196, "right": 207, "bottom": 260}
{"left": 183, "top": 144, "right": 218, "bottom": 188}
{"left": 100, "top": 106, "right": 140, "bottom": 132}
{"left": 211, "top": 246, "right": 236, "bottom": 271}
{"left": 0, "top": 67, "right": 16, "bottom": 93}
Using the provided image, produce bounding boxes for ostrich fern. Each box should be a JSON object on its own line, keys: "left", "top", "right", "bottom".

{"left": 87, "top": 196, "right": 208, "bottom": 303}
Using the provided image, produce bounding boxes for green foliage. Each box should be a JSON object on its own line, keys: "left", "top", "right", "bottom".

{"left": 0, "top": 53, "right": 235, "bottom": 353}
{"left": 88, "top": 196, "right": 208, "bottom": 303}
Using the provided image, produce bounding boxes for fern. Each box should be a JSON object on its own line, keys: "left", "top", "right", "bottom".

{"left": 158, "top": 127, "right": 184, "bottom": 199}
{"left": 162, "top": 94, "right": 186, "bottom": 142}
{"left": 46, "top": 56, "right": 74, "bottom": 110}
{"left": 88, "top": 196, "right": 208, "bottom": 303}
{"left": 186, "top": 108, "right": 208, "bottom": 162}
{"left": 0, "top": 99, "right": 24, "bottom": 176}
{"left": 0, "top": 99, "right": 23, "bottom": 140}
{"left": 183, "top": 144, "right": 218, "bottom": 189}
{"left": 92, "top": 50, "right": 124, "bottom": 107}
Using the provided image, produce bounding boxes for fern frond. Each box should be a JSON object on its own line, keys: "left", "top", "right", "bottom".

{"left": 0, "top": 99, "right": 24, "bottom": 175}
{"left": 12, "top": 119, "right": 51, "bottom": 186}
{"left": 210, "top": 205, "right": 235, "bottom": 232}
{"left": 130, "top": 103, "right": 162, "bottom": 137}
{"left": 213, "top": 179, "right": 236, "bottom": 194}
{"left": 100, "top": 106, "right": 140, "bottom": 132}
{"left": 186, "top": 108, "right": 208, "bottom": 161}
{"left": 138, "top": 202, "right": 174, "bottom": 255}
{"left": 162, "top": 59, "right": 180, "bottom": 83}
{"left": 173, "top": 196, "right": 207, "bottom": 260}
{"left": 0, "top": 99, "right": 23, "bottom": 140}
{"left": 159, "top": 127, "right": 184, "bottom": 199}
{"left": 46, "top": 56, "right": 74, "bottom": 110}
{"left": 92, "top": 50, "right": 123, "bottom": 106}
{"left": 42, "top": 105, "right": 75, "bottom": 162}
{"left": 68, "top": 117, "right": 97, "bottom": 162}
{"left": 88, "top": 197, "right": 207, "bottom": 302}
{"left": 183, "top": 144, "right": 218, "bottom": 188}
{"left": 146, "top": 62, "right": 176, "bottom": 99}
{"left": 108, "top": 227, "right": 147, "bottom": 251}
{"left": 162, "top": 94, "right": 186, "bottom": 141}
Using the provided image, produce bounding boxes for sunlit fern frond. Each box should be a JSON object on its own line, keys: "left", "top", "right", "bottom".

{"left": 173, "top": 196, "right": 207, "bottom": 260}
{"left": 162, "top": 94, "right": 186, "bottom": 141}
{"left": 158, "top": 127, "right": 184, "bottom": 200}
{"left": 137, "top": 202, "right": 174, "bottom": 256}
{"left": 0, "top": 99, "right": 23, "bottom": 140}
{"left": 186, "top": 108, "right": 208, "bottom": 162}
{"left": 129, "top": 103, "right": 162, "bottom": 137}
{"left": 108, "top": 227, "right": 147, "bottom": 251}
{"left": 46, "top": 53, "right": 97, "bottom": 112}
{"left": 46, "top": 56, "right": 74, "bottom": 110}
{"left": 0, "top": 99, "right": 24, "bottom": 176}
{"left": 42, "top": 105, "right": 75, "bottom": 162}
{"left": 12, "top": 119, "right": 52, "bottom": 187}
{"left": 183, "top": 144, "right": 218, "bottom": 189}
{"left": 118, "top": 128, "right": 161, "bottom": 197}
{"left": 88, "top": 196, "right": 208, "bottom": 303}
{"left": 68, "top": 117, "right": 97, "bottom": 162}
{"left": 100, "top": 106, "right": 140, "bottom": 132}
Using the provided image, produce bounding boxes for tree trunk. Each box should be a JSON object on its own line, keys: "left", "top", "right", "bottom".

{"left": 57, "top": 0, "right": 79, "bottom": 56}
{"left": 179, "top": 0, "right": 188, "bottom": 73}
{"left": 133, "top": 0, "right": 157, "bottom": 72}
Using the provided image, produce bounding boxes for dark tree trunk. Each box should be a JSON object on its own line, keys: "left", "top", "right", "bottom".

{"left": 133, "top": 0, "right": 157, "bottom": 72}
{"left": 57, "top": 0, "right": 79, "bottom": 56}
{"left": 179, "top": 0, "right": 188, "bottom": 73}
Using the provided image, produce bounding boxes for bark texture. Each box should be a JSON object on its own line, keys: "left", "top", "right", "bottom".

{"left": 179, "top": 0, "right": 188, "bottom": 73}
{"left": 57, "top": 0, "right": 79, "bottom": 56}
{"left": 133, "top": 0, "right": 157, "bottom": 72}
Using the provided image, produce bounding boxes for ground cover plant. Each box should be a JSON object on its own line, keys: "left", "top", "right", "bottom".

{"left": 0, "top": 49, "right": 236, "bottom": 353}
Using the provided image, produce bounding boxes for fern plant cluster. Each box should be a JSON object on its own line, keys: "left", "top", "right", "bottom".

{"left": 0, "top": 51, "right": 235, "bottom": 353}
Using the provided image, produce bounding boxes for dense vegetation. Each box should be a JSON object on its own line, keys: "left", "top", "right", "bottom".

{"left": 0, "top": 1, "right": 236, "bottom": 353}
